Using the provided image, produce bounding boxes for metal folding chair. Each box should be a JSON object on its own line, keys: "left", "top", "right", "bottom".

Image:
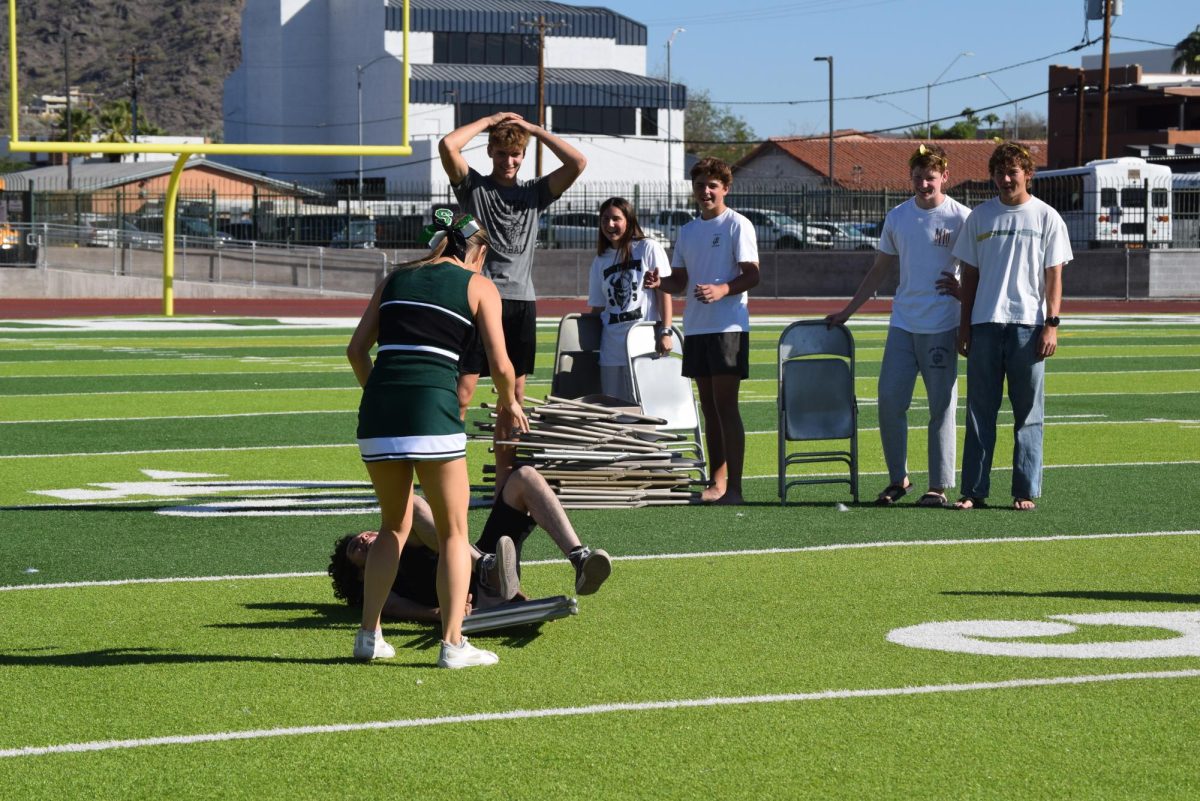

{"left": 550, "top": 313, "right": 603, "bottom": 399}
{"left": 777, "top": 320, "right": 859, "bottom": 504}
{"left": 625, "top": 321, "right": 706, "bottom": 480}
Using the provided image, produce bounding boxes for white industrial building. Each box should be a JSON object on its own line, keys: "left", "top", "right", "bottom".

{"left": 221, "top": 0, "right": 686, "bottom": 192}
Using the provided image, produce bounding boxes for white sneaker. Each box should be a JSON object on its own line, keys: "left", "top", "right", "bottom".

{"left": 437, "top": 637, "right": 498, "bottom": 669}
{"left": 353, "top": 629, "right": 395, "bottom": 660}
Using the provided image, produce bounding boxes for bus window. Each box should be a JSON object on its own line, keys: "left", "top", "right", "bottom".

{"left": 1152, "top": 189, "right": 1169, "bottom": 208}
{"left": 1100, "top": 188, "right": 1118, "bottom": 207}
{"left": 1120, "top": 187, "right": 1146, "bottom": 207}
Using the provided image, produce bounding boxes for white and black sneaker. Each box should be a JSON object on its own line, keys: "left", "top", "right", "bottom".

{"left": 569, "top": 545, "right": 611, "bottom": 595}
{"left": 437, "top": 637, "right": 499, "bottom": 669}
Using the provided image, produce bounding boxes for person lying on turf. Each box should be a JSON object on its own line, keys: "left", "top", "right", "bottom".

{"left": 328, "top": 465, "right": 612, "bottom": 622}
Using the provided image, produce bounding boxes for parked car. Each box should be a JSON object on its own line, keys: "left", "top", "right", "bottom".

{"left": 538, "top": 212, "right": 670, "bottom": 250}
{"left": 330, "top": 219, "right": 377, "bottom": 249}
{"left": 137, "top": 216, "right": 231, "bottom": 247}
{"left": 648, "top": 208, "right": 698, "bottom": 243}
{"left": 735, "top": 208, "right": 832, "bottom": 250}
{"left": 87, "top": 218, "right": 163, "bottom": 249}
{"left": 810, "top": 221, "right": 881, "bottom": 251}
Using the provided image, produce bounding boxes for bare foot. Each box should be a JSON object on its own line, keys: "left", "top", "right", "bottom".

{"left": 713, "top": 492, "right": 744, "bottom": 506}
{"left": 700, "top": 484, "right": 726, "bottom": 503}
{"left": 1012, "top": 498, "right": 1037, "bottom": 511}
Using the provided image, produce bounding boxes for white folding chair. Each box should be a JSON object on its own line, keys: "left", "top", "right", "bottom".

{"left": 625, "top": 321, "right": 706, "bottom": 480}
{"left": 550, "top": 313, "right": 603, "bottom": 399}
{"left": 777, "top": 320, "right": 858, "bottom": 504}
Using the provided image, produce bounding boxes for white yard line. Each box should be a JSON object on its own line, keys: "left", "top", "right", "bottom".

{"left": 2, "top": 668, "right": 1198, "bottom": 759}
{"left": 0, "top": 410, "right": 351, "bottom": 426}
{"left": 3, "top": 529, "right": 1197, "bottom": 594}
{"left": 0, "top": 443, "right": 355, "bottom": 460}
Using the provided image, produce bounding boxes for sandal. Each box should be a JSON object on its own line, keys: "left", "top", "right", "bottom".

{"left": 916, "top": 491, "right": 948, "bottom": 508}
{"left": 952, "top": 496, "right": 986, "bottom": 510}
{"left": 874, "top": 482, "right": 912, "bottom": 506}
{"left": 1012, "top": 498, "right": 1037, "bottom": 511}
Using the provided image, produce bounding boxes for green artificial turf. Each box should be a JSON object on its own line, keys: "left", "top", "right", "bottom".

{"left": 0, "top": 314, "right": 1198, "bottom": 800}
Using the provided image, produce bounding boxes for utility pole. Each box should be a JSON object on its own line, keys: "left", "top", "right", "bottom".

{"left": 1075, "top": 72, "right": 1086, "bottom": 166}
{"left": 63, "top": 32, "right": 74, "bottom": 189}
{"left": 521, "top": 15, "right": 566, "bottom": 177}
{"left": 666, "top": 27, "right": 685, "bottom": 207}
{"left": 1100, "top": 0, "right": 1113, "bottom": 158}
{"left": 129, "top": 52, "right": 145, "bottom": 162}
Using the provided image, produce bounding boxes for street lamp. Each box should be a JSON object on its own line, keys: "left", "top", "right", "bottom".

{"left": 356, "top": 54, "right": 396, "bottom": 198}
{"left": 925, "top": 51, "right": 972, "bottom": 140}
{"left": 981, "top": 73, "right": 1019, "bottom": 139}
{"left": 666, "top": 27, "right": 685, "bottom": 207}
{"left": 813, "top": 56, "right": 833, "bottom": 189}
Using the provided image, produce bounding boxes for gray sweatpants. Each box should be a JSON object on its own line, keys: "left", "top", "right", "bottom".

{"left": 877, "top": 325, "right": 959, "bottom": 489}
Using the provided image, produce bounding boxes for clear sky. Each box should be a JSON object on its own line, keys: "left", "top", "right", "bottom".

{"left": 596, "top": 0, "right": 1195, "bottom": 141}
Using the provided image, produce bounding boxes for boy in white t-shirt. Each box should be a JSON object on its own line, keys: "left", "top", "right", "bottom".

{"left": 951, "top": 141, "right": 1071, "bottom": 511}
{"left": 587, "top": 196, "right": 673, "bottom": 401}
{"left": 826, "top": 144, "right": 970, "bottom": 508}
{"left": 646, "top": 158, "right": 760, "bottom": 504}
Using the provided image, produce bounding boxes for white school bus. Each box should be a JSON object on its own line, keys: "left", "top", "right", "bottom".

{"left": 1031, "top": 157, "right": 1172, "bottom": 249}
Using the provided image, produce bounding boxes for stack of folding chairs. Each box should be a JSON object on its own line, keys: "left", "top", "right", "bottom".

{"left": 476, "top": 395, "right": 704, "bottom": 508}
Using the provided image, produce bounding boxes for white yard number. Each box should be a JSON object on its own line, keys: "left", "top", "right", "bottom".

{"left": 887, "top": 612, "right": 1200, "bottom": 659}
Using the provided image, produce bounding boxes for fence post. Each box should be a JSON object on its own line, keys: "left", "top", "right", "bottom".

{"left": 1124, "top": 247, "right": 1130, "bottom": 302}
{"left": 1143, "top": 178, "right": 1150, "bottom": 249}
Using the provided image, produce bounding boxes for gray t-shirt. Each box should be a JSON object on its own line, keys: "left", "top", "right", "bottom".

{"left": 452, "top": 168, "right": 555, "bottom": 301}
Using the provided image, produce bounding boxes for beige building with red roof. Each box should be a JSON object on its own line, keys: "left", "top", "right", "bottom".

{"left": 734, "top": 133, "right": 1047, "bottom": 190}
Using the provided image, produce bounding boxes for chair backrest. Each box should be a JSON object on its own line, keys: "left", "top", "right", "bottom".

{"left": 631, "top": 353, "right": 699, "bottom": 431}
{"left": 778, "top": 320, "right": 853, "bottom": 362}
{"left": 781, "top": 358, "right": 854, "bottom": 440}
{"left": 625, "top": 322, "right": 659, "bottom": 362}
{"left": 551, "top": 313, "right": 603, "bottom": 398}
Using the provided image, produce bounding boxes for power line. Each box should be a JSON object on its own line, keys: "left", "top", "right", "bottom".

{"left": 711, "top": 38, "right": 1100, "bottom": 107}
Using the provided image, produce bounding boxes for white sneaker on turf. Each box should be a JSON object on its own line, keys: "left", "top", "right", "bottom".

{"left": 353, "top": 629, "right": 395, "bottom": 660}
{"left": 437, "top": 637, "right": 498, "bottom": 669}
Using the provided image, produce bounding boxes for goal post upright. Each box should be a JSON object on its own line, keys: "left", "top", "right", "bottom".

{"left": 5, "top": 0, "right": 414, "bottom": 315}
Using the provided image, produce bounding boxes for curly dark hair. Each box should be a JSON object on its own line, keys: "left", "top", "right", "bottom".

{"left": 328, "top": 534, "right": 364, "bottom": 607}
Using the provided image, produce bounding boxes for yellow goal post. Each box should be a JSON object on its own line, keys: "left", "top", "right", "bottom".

{"left": 6, "top": 0, "right": 413, "bottom": 315}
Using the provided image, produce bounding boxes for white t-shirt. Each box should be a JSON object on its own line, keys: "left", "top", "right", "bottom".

{"left": 671, "top": 208, "right": 760, "bottom": 335}
{"left": 587, "top": 237, "right": 671, "bottom": 367}
{"left": 878, "top": 196, "right": 971, "bottom": 334}
{"left": 952, "top": 196, "right": 1073, "bottom": 326}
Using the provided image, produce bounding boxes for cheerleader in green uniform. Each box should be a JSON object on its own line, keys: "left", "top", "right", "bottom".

{"left": 347, "top": 209, "right": 528, "bottom": 668}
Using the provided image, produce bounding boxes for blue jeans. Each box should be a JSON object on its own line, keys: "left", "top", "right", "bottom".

{"left": 961, "top": 323, "right": 1045, "bottom": 500}
{"left": 877, "top": 326, "right": 958, "bottom": 489}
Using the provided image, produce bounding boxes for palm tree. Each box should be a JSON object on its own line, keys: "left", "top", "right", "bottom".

{"left": 983, "top": 112, "right": 1002, "bottom": 137}
{"left": 97, "top": 100, "right": 167, "bottom": 143}
{"left": 1173, "top": 25, "right": 1200, "bottom": 74}
{"left": 55, "top": 107, "right": 96, "bottom": 143}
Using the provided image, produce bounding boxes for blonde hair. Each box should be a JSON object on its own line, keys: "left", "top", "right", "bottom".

{"left": 909, "top": 143, "right": 949, "bottom": 173}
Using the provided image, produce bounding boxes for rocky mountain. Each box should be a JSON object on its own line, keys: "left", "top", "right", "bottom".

{"left": 1, "top": 0, "right": 245, "bottom": 140}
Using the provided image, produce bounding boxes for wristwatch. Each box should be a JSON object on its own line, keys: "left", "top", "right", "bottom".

{"left": 659, "top": 328, "right": 673, "bottom": 339}
{"left": 1045, "top": 316, "right": 1061, "bottom": 327}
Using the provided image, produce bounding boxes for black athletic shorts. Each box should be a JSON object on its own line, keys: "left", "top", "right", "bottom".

{"left": 681, "top": 332, "right": 750, "bottom": 379}
{"left": 459, "top": 299, "right": 537, "bottom": 378}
